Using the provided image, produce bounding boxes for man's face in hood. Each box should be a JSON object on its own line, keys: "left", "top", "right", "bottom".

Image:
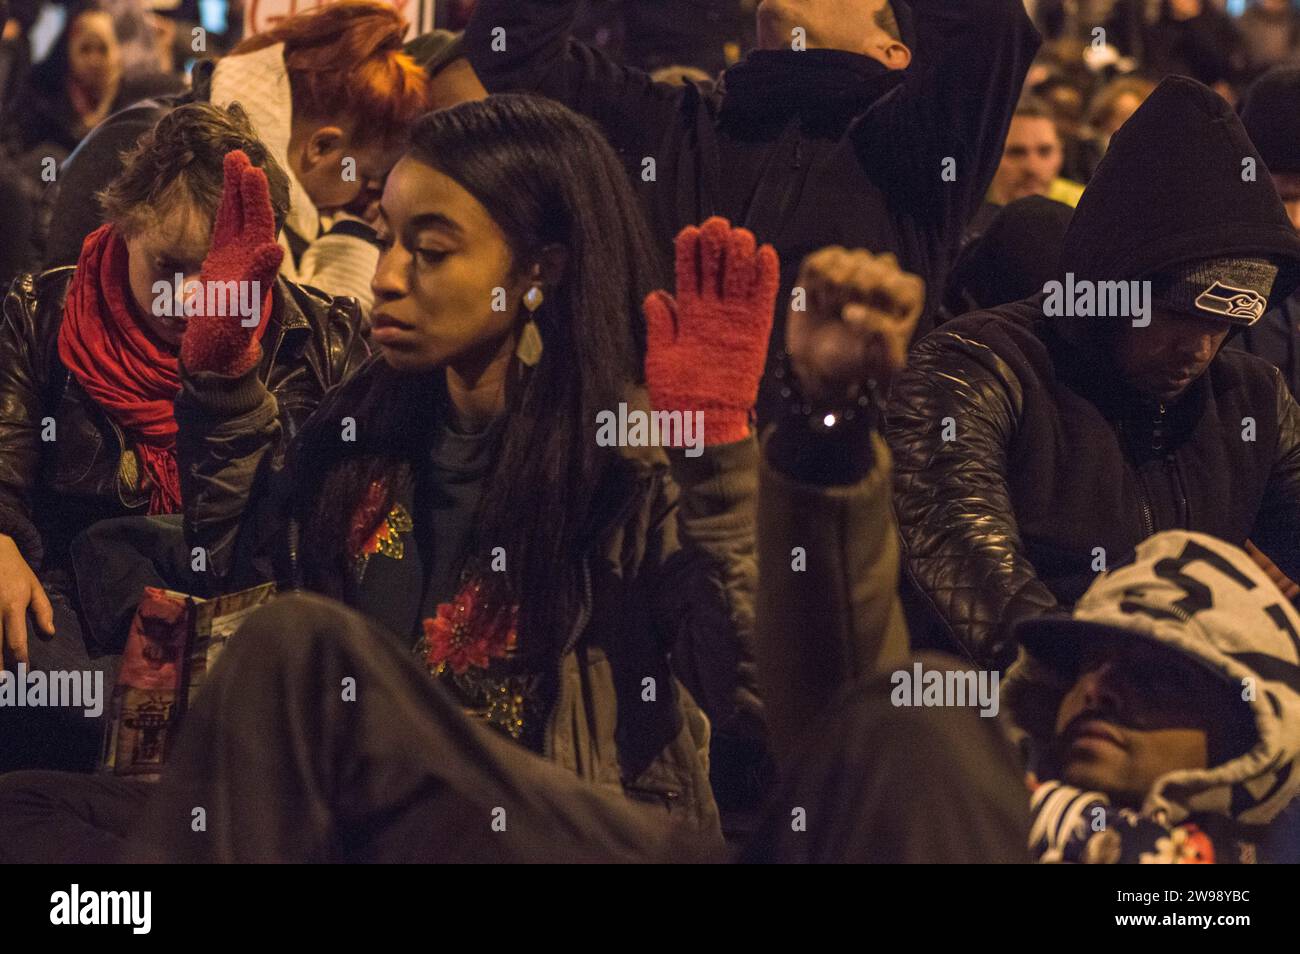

{"left": 989, "top": 115, "right": 1063, "bottom": 205}
{"left": 755, "top": 0, "right": 912, "bottom": 69}
{"left": 1111, "top": 306, "right": 1230, "bottom": 403}
{"left": 1050, "top": 638, "right": 1242, "bottom": 808}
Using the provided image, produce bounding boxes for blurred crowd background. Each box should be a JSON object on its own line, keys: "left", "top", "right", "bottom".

{"left": 2, "top": 0, "right": 1300, "bottom": 286}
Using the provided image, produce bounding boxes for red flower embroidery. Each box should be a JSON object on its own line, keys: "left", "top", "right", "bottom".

{"left": 348, "top": 480, "right": 414, "bottom": 572}
{"left": 423, "top": 579, "right": 518, "bottom": 675}
{"left": 348, "top": 481, "right": 390, "bottom": 557}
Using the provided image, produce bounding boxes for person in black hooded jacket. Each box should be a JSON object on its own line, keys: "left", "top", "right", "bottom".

{"left": 463, "top": 0, "right": 1040, "bottom": 422}
{"left": 885, "top": 76, "right": 1300, "bottom": 671}
{"left": 1227, "top": 66, "right": 1300, "bottom": 399}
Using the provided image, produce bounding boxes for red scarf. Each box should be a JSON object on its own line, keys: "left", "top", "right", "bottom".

{"left": 58, "top": 224, "right": 183, "bottom": 514}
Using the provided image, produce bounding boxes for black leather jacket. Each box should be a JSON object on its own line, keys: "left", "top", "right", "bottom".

{"left": 0, "top": 267, "right": 369, "bottom": 577}
{"left": 888, "top": 76, "right": 1300, "bottom": 670}
{"left": 886, "top": 299, "right": 1300, "bottom": 670}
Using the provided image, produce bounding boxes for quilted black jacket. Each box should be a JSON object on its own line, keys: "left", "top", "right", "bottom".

{"left": 888, "top": 299, "right": 1300, "bottom": 669}
{"left": 0, "top": 268, "right": 369, "bottom": 578}
{"left": 886, "top": 77, "right": 1300, "bottom": 669}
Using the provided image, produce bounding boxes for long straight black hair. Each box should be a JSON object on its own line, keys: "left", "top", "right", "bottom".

{"left": 299, "top": 94, "right": 664, "bottom": 652}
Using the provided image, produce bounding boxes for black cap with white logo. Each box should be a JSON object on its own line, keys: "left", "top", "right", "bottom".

{"left": 1151, "top": 257, "right": 1278, "bottom": 326}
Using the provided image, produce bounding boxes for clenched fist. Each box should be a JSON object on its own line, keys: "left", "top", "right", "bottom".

{"left": 786, "top": 247, "right": 924, "bottom": 404}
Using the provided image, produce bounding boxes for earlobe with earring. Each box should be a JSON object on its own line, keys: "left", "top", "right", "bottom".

{"left": 516, "top": 284, "right": 544, "bottom": 367}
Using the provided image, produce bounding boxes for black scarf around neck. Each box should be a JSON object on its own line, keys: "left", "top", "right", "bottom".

{"left": 718, "top": 48, "right": 904, "bottom": 137}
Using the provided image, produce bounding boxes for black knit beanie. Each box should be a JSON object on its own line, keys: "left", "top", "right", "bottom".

{"left": 1240, "top": 66, "right": 1300, "bottom": 175}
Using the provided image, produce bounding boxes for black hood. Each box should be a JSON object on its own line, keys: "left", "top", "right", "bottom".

{"left": 1059, "top": 76, "right": 1300, "bottom": 308}
{"left": 718, "top": 49, "right": 904, "bottom": 137}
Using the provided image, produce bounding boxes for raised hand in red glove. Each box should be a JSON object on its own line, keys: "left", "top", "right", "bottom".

{"left": 643, "top": 216, "right": 779, "bottom": 446}
{"left": 180, "top": 149, "right": 284, "bottom": 375}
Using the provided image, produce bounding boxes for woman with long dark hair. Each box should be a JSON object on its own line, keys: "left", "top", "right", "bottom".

{"left": 113, "top": 91, "right": 774, "bottom": 854}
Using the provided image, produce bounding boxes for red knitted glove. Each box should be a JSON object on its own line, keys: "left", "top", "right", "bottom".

{"left": 180, "top": 150, "right": 284, "bottom": 375}
{"left": 643, "top": 217, "right": 779, "bottom": 445}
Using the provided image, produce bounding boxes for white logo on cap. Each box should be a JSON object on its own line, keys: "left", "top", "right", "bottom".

{"left": 1195, "top": 281, "right": 1267, "bottom": 323}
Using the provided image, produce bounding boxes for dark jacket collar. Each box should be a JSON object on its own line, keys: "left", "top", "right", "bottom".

{"left": 1041, "top": 307, "right": 1207, "bottom": 456}
{"left": 718, "top": 48, "right": 904, "bottom": 137}
{"left": 256, "top": 276, "right": 311, "bottom": 374}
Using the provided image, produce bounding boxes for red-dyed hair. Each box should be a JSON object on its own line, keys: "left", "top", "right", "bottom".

{"left": 233, "top": 0, "right": 431, "bottom": 147}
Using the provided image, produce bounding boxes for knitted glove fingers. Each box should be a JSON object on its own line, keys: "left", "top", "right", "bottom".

{"left": 695, "top": 216, "right": 731, "bottom": 299}
{"left": 722, "top": 226, "right": 757, "bottom": 299}
{"left": 642, "top": 289, "right": 679, "bottom": 346}
{"left": 673, "top": 222, "right": 704, "bottom": 303}
{"left": 238, "top": 158, "right": 278, "bottom": 244}
{"left": 204, "top": 150, "right": 280, "bottom": 279}
{"left": 644, "top": 217, "right": 779, "bottom": 446}
{"left": 211, "top": 150, "right": 252, "bottom": 249}
{"left": 246, "top": 244, "right": 285, "bottom": 302}
{"left": 753, "top": 242, "right": 780, "bottom": 309}
{"left": 181, "top": 151, "right": 284, "bottom": 376}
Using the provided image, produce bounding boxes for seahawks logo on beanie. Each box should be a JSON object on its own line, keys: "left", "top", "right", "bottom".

{"left": 1152, "top": 258, "right": 1278, "bottom": 326}
{"left": 1194, "top": 281, "right": 1268, "bottom": 323}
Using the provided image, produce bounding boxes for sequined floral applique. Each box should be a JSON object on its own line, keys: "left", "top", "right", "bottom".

{"left": 420, "top": 580, "right": 544, "bottom": 743}
{"left": 422, "top": 578, "right": 518, "bottom": 675}
{"left": 349, "top": 480, "right": 414, "bottom": 574}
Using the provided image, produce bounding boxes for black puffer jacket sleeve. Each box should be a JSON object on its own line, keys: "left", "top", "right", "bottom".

{"left": 650, "top": 438, "right": 762, "bottom": 741}
{"left": 885, "top": 329, "right": 1058, "bottom": 669}
{"left": 178, "top": 285, "right": 369, "bottom": 596}
{"left": 1251, "top": 366, "right": 1300, "bottom": 582}
{"left": 175, "top": 364, "right": 286, "bottom": 596}
{"left": 0, "top": 272, "right": 52, "bottom": 566}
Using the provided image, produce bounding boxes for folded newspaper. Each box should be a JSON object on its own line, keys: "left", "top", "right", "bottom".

{"left": 99, "top": 582, "right": 277, "bottom": 779}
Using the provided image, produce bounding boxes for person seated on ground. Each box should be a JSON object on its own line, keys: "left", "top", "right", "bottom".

{"left": 174, "top": 95, "right": 764, "bottom": 840}
{"left": 43, "top": 1, "right": 455, "bottom": 314}
{"left": 1227, "top": 66, "right": 1300, "bottom": 398}
{"left": 886, "top": 76, "right": 1300, "bottom": 672}
{"left": 0, "top": 235, "right": 1032, "bottom": 864}
{"left": 0, "top": 101, "right": 369, "bottom": 772}
{"left": 966, "top": 93, "right": 1084, "bottom": 243}
{"left": 463, "top": 0, "right": 1040, "bottom": 407}
{"left": 941, "top": 195, "right": 1073, "bottom": 322}
{"left": 1, "top": 92, "right": 767, "bottom": 859}
{"left": 1008, "top": 530, "right": 1300, "bottom": 864}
